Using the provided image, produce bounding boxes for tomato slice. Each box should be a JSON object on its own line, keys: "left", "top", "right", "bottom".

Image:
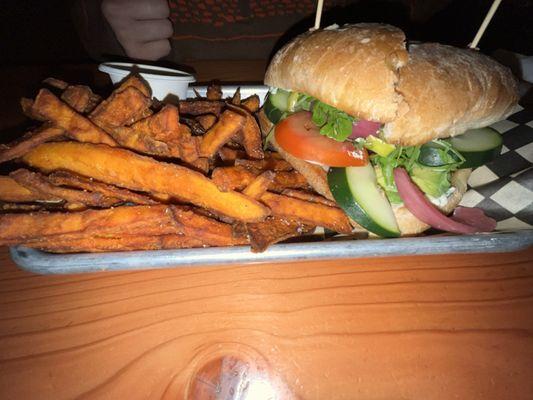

{"left": 275, "top": 111, "right": 368, "bottom": 167}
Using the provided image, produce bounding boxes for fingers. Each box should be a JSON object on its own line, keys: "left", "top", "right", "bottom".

{"left": 102, "top": 0, "right": 172, "bottom": 61}
{"left": 123, "top": 40, "right": 171, "bottom": 61}
{"left": 123, "top": 19, "right": 173, "bottom": 43}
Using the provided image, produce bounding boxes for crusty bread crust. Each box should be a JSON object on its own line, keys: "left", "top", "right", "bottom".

{"left": 265, "top": 25, "right": 518, "bottom": 145}
{"left": 384, "top": 43, "right": 519, "bottom": 145}
{"left": 264, "top": 24, "right": 408, "bottom": 123}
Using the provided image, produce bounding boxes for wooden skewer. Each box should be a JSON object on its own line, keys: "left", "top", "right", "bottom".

{"left": 469, "top": 0, "right": 502, "bottom": 49}
{"left": 313, "top": 0, "right": 324, "bottom": 30}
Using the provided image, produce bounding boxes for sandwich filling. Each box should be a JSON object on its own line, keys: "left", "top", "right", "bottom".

{"left": 263, "top": 87, "right": 499, "bottom": 237}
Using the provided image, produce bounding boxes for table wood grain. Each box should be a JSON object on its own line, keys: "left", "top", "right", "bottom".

{"left": 0, "top": 62, "right": 532, "bottom": 399}
{"left": 0, "top": 246, "right": 532, "bottom": 399}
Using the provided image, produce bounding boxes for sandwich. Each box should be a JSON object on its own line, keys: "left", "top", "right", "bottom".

{"left": 260, "top": 23, "right": 519, "bottom": 238}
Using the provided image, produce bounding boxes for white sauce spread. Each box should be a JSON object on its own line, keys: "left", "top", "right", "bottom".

{"left": 428, "top": 187, "right": 456, "bottom": 208}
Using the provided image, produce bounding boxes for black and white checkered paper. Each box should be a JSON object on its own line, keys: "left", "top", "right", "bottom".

{"left": 460, "top": 106, "right": 533, "bottom": 230}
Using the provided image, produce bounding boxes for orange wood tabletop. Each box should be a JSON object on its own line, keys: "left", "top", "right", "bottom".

{"left": 0, "top": 247, "right": 532, "bottom": 399}
{"left": 0, "top": 62, "right": 532, "bottom": 399}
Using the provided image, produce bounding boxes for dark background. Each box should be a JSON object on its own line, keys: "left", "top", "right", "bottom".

{"left": 1, "top": 0, "right": 532, "bottom": 67}
{"left": 1, "top": 0, "right": 88, "bottom": 66}
{"left": 0, "top": 0, "right": 531, "bottom": 164}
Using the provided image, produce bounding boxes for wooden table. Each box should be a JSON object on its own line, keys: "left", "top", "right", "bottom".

{"left": 0, "top": 62, "right": 532, "bottom": 399}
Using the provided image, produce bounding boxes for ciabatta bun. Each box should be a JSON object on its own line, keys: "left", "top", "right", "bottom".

{"left": 264, "top": 23, "right": 408, "bottom": 123}
{"left": 384, "top": 43, "right": 519, "bottom": 145}
{"left": 265, "top": 24, "right": 519, "bottom": 145}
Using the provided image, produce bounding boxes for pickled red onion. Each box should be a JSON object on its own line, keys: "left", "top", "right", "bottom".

{"left": 350, "top": 120, "right": 381, "bottom": 138}
{"left": 451, "top": 206, "right": 496, "bottom": 232}
{"left": 393, "top": 168, "right": 495, "bottom": 234}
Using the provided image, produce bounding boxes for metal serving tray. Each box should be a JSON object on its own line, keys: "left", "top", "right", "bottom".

{"left": 7, "top": 85, "right": 533, "bottom": 274}
{"left": 189, "top": 84, "right": 269, "bottom": 100}
{"left": 10, "top": 231, "right": 533, "bottom": 274}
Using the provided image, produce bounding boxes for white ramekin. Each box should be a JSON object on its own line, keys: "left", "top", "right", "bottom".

{"left": 98, "top": 62, "right": 196, "bottom": 100}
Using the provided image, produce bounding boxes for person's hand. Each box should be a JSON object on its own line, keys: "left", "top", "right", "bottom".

{"left": 101, "top": 0, "right": 172, "bottom": 61}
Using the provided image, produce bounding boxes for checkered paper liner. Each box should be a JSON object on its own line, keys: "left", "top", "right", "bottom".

{"left": 460, "top": 106, "right": 533, "bottom": 230}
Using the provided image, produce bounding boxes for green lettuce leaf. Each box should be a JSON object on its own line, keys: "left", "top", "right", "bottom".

{"left": 410, "top": 165, "right": 452, "bottom": 198}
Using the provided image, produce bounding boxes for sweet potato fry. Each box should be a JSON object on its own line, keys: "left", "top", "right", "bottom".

{"left": 111, "top": 127, "right": 173, "bottom": 157}
{"left": 243, "top": 171, "right": 275, "bottom": 199}
{"left": 246, "top": 216, "right": 314, "bottom": 253}
{"left": 23, "top": 142, "right": 270, "bottom": 222}
{"left": 196, "top": 114, "right": 218, "bottom": 131}
{"left": 257, "top": 108, "right": 272, "bottom": 139}
{"left": 3, "top": 204, "right": 244, "bottom": 249}
{"left": 2, "top": 77, "right": 362, "bottom": 253}
{"left": 116, "top": 74, "right": 151, "bottom": 98}
{"left": 239, "top": 113, "right": 264, "bottom": 159}
{"left": 231, "top": 87, "right": 241, "bottom": 105}
{"left": 43, "top": 77, "right": 69, "bottom": 90}
{"left": 235, "top": 156, "right": 292, "bottom": 172}
{"left": 0, "top": 205, "right": 181, "bottom": 245}
{"left": 0, "top": 176, "right": 61, "bottom": 203}
{"left": 110, "top": 108, "right": 179, "bottom": 157}
{"left": 212, "top": 166, "right": 309, "bottom": 192}
{"left": 31, "top": 89, "right": 117, "bottom": 146}
{"left": 281, "top": 189, "right": 338, "bottom": 207}
{"left": 241, "top": 95, "right": 260, "bottom": 113}
{"left": 186, "top": 156, "right": 210, "bottom": 174}
{"left": 137, "top": 103, "right": 179, "bottom": 137}
{"left": 224, "top": 103, "right": 263, "bottom": 158}
{"left": 179, "top": 100, "right": 224, "bottom": 116}
{"left": 200, "top": 110, "right": 246, "bottom": 158}
{"left": 161, "top": 233, "right": 221, "bottom": 248}
{"left": 212, "top": 166, "right": 255, "bottom": 191}
{"left": 177, "top": 127, "right": 201, "bottom": 163}
{"left": 23, "top": 234, "right": 206, "bottom": 253}
{"left": 112, "top": 107, "right": 200, "bottom": 162}
{"left": 0, "top": 125, "right": 65, "bottom": 164}
{"left": 61, "top": 85, "right": 101, "bottom": 113}
{"left": 260, "top": 192, "right": 352, "bottom": 234}
{"left": 47, "top": 171, "right": 157, "bottom": 205}
{"left": 181, "top": 117, "right": 206, "bottom": 135}
{"left": 20, "top": 98, "right": 45, "bottom": 121}
{"left": 90, "top": 86, "right": 151, "bottom": 128}
{"left": 218, "top": 146, "right": 247, "bottom": 162}
{"left": 10, "top": 169, "right": 120, "bottom": 208}
{"left": 206, "top": 82, "right": 223, "bottom": 100}
{"left": 264, "top": 170, "right": 311, "bottom": 192}
{"left": 43, "top": 78, "right": 99, "bottom": 112}
{"left": 169, "top": 206, "right": 248, "bottom": 246}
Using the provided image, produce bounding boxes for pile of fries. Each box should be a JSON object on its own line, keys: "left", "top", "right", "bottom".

{"left": 0, "top": 75, "right": 352, "bottom": 253}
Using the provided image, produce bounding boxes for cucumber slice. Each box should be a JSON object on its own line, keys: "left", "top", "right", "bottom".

{"left": 269, "top": 89, "right": 290, "bottom": 110}
{"left": 328, "top": 165, "right": 400, "bottom": 238}
{"left": 263, "top": 89, "right": 289, "bottom": 124}
{"left": 449, "top": 127, "right": 502, "bottom": 168}
{"left": 418, "top": 142, "right": 462, "bottom": 167}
